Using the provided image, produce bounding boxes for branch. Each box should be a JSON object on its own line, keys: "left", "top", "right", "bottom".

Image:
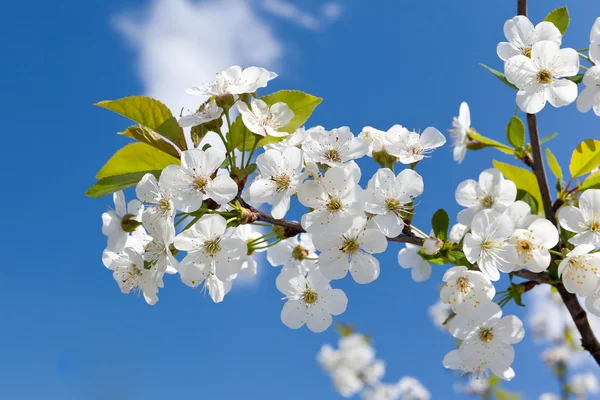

{"left": 526, "top": 114, "right": 555, "bottom": 224}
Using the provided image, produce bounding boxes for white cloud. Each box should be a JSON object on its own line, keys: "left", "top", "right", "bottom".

{"left": 261, "top": 0, "right": 343, "bottom": 30}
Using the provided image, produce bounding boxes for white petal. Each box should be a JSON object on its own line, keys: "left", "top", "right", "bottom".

{"left": 281, "top": 300, "right": 306, "bottom": 329}
{"left": 350, "top": 253, "right": 380, "bottom": 284}
{"left": 547, "top": 80, "right": 578, "bottom": 108}
{"left": 516, "top": 85, "right": 547, "bottom": 114}
{"left": 419, "top": 127, "right": 446, "bottom": 149}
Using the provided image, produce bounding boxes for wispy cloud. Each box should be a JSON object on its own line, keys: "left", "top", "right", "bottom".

{"left": 261, "top": 0, "right": 343, "bottom": 30}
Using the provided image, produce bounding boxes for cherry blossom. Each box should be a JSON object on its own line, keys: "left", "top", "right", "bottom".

{"left": 186, "top": 65, "right": 277, "bottom": 97}
{"left": 496, "top": 15, "right": 562, "bottom": 61}
{"left": 509, "top": 218, "right": 558, "bottom": 273}
{"left": 267, "top": 233, "right": 318, "bottom": 272}
{"left": 558, "top": 244, "right": 600, "bottom": 296}
{"left": 440, "top": 266, "right": 495, "bottom": 315}
{"left": 589, "top": 17, "right": 600, "bottom": 65}
{"left": 385, "top": 125, "right": 446, "bottom": 165}
{"left": 397, "top": 243, "right": 432, "bottom": 282}
{"left": 303, "top": 126, "right": 369, "bottom": 167}
{"left": 237, "top": 98, "right": 294, "bottom": 137}
{"left": 558, "top": 189, "right": 600, "bottom": 247}
{"left": 448, "top": 102, "right": 471, "bottom": 164}
{"left": 136, "top": 173, "right": 176, "bottom": 231}
{"left": 161, "top": 148, "right": 238, "bottom": 211}
{"left": 505, "top": 40, "right": 579, "bottom": 114}
{"left": 102, "top": 190, "right": 145, "bottom": 252}
{"left": 576, "top": 66, "right": 600, "bottom": 116}
{"left": 178, "top": 100, "right": 223, "bottom": 128}
{"left": 276, "top": 267, "right": 347, "bottom": 332}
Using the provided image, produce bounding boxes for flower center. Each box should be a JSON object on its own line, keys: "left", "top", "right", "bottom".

{"left": 158, "top": 198, "right": 171, "bottom": 211}
{"left": 386, "top": 198, "right": 401, "bottom": 213}
{"left": 481, "top": 195, "right": 494, "bottom": 209}
{"left": 478, "top": 327, "right": 494, "bottom": 343}
{"left": 537, "top": 69, "right": 553, "bottom": 84}
{"left": 340, "top": 238, "right": 360, "bottom": 254}
{"left": 326, "top": 197, "right": 343, "bottom": 212}
{"left": 273, "top": 174, "right": 291, "bottom": 192}
{"left": 204, "top": 238, "right": 221, "bottom": 256}
{"left": 325, "top": 149, "right": 342, "bottom": 163}
{"left": 590, "top": 214, "right": 600, "bottom": 232}
{"left": 522, "top": 47, "right": 532, "bottom": 58}
{"left": 193, "top": 176, "right": 209, "bottom": 192}
{"left": 456, "top": 276, "right": 471, "bottom": 293}
{"left": 292, "top": 245, "right": 309, "bottom": 261}
{"left": 302, "top": 288, "right": 319, "bottom": 305}
{"left": 568, "top": 256, "right": 591, "bottom": 271}
{"left": 517, "top": 239, "right": 532, "bottom": 253}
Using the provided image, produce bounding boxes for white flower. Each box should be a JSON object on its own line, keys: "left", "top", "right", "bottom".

{"left": 136, "top": 173, "right": 176, "bottom": 231}
{"left": 589, "top": 17, "right": 600, "bottom": 65}
{"left": 102, "top": 191, "right": 145, "bottom": 252}
{"left": 248, "top": 147, "right": 303, "bottom": 219}
{"left": 449, "top": 223, "right": 469, "bottom": 243}
{"left": 174, "top": 214, "right": 246, "bottom": 288}
{"left": 315, "top": 217, "right": 388, "bottom": 284}
{"left": 445, "top": 302, "right": 524, "bottom": 380}
{"left": 186, "top": 66, "right": 277, "bottom": 96}
{"left": 178, "top": 100, "right": 223, "bottom": 128}
{"left": 275, "top": 267, "right": 347, "bottom": 332}
{"left": 102, "top": 236, "right": 160, "bottom": 305}
{"left": 267, "top": 233, "right": 318, "bottom": 272}
{"left": 505, "top": 40, "right": 579, "bottom": 114}
{"left": 266, "top": 126, "right": 313, "bottom": 152}
{"left": 440, "top": 266, "right": 495, "bottom": 315}
{"left": 397, "top": 377, "right": 431, "bottom": 400}
{"left": 455, "top": 168, "right": 517, "bottom": 226}
{"left": 509, "top": 218, "right": 558, "bottom": 273}
{"left": 143, "top": 220, "right": 178, "bottom": 278}
{"left": 570, "top": 372, "right": 600, "bottom": 396}
{"left": 577, "top": 66, "right": 600, "bottom": 116}
{"left": 298, "top": 166, "right": 364, "bottom": 235}
{"left": 463, "top": 210, "right": 517, "bottom": 281}
{"left": 303, "top": 126, "right": 369, "bottom": 167}
{"left": 338, "top": 334, "right": 377, "bottom": 370}
{"left": 539, "top": 394, "right": 560, "bottom": 400}
{"left": 558, "top": 189, "right": 600, "bottom": 247}
{"left": 504, "top": 200, "right": 538, "bottom": 229}
{"left": 428, "top": 301, "right": 453, "bottom": 330}
{"left": 365, "top": 168, "right": 424, "bottom": 237}
{"left": 541, "top": 345, "right": 571, "bottom": 367}
{"left": 161, "top": 148, "right": 238, "bottom": 212}
{"left": 586, "top": 282, "right": 600, "bottom": 318}
{"left": 558, "top": 244, "right": 600, "bottom": 296}
{"left": 359, "top": 126, "right": 388, "bottom": 156}
{"left": 422, "top": 237, "right": 443, "bottom": 255}
{"left": 362, "top": 360, "right": 386, "bottom": 386}
{"left": 362, "top": 383, "right": 401, "bottom": 400}
{"left": 397, "top": 243, "right": 432, "bottom": 282}
{"left": 231, "top": 224, "right": 265, "bottom": 279}
{"left": 333, "top": 366, "right": 364, "bottom": 397}
{"left": 449, "top": 102, "right": 471, "bottom": 164}
{"left": 462, "top": 376, "right": 490, "bottom": 395}
{"left": 385, "top": 125, "right": 446, "bottom": 164}
{"left": 237, "top": 98, "right": 293, "bottom": 137}
{"left": 496, "top": 15, "right": 562, "bottom": 61}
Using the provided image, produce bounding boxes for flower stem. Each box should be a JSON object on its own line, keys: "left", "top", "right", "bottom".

{"left": 224, "top": 111, "right": 237, "bottom": 169}
{"left": 246, "top": 135, "right": 261, "bottom": 168}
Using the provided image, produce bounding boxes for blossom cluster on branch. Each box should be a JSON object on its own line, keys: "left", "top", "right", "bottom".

{"left": 89, "top": 5, "right": 600, "bottom": 392}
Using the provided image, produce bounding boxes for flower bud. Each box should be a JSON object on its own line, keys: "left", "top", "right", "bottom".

{"left": 120, "top": 214, "right": 142, "bottom": 233}
{"left": 423, "top": 237, "right": 443, "bottom": 255}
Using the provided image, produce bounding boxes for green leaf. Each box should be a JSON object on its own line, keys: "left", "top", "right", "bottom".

{"left": 96, "top": 142, "right": 180, "bottom": 179}
{"left": 86, "top": 171, "right": 161, "bottom": 198}
{"left": 544, "top": 6, "right": 570, "bottom": 35}
{"left": 119, "top": 125, "right": 180, "bottom": 159}
{"left": 581, "top": 171, "right": 600, "bottom": 190}
{"left": 431, "top": 209, "right": 449, "bottom": 241}
{"left": 469, "top": 131, "right": 514, "bottom": 155}
{"left": 565, "top": 74, "right": 584, "bottom": 84}
{"left": 545, "top": 148, "right": 563, "bottom": 180}
{"left": 479, "top": 63, "right": 518, "bottom": 90}
{"left": 493, "top": 160, "right": 544, "bottom": 214}
{"left": 495, "top": 389, "right": 521, "bottom": 400}
{"left": 506, "top": 116, "right": 525, "bottom": 148}
{"left": 96, "top": 96, "right": 187, "bottom": 150}
{"left": 570, "top": 139, "right": 600, "bottom": 178}
{"left": 517, "top": 189, "right": 539, "bottom": 215}
{"left": 260, "top": 90, "right": 322, "bottom": 134}
{"left": 541, "top": 132, "right": 558, "bottom": 144}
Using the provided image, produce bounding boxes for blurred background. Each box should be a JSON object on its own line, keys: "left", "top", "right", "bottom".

{"left": 2, "top": 0, "right": 600, "bottom": 398}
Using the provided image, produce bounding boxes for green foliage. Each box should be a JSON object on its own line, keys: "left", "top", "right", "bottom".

{"left": 479, "top": 63, "right": 518, "bottom": 90}
{"left": 565, "top": 74, "right": 584, "bottom": 84}
{"left": 119, "top": 125, "right": 180, "bottom": 159}
{"left": 541, "top": 132, "right": 558, "bottom": 144}
{"left": 570, "top": 139, "right": 600, "bottom": 178}
{"left": 230, "top": 90, "right": 322, "bottom": 151}
{"left": 95, "top": 142, "right": 180, "bottom": 179}
{"left": 335, "top": 323, "right": 355, "bottom": 337}
{"left": 506, "top": 116, "right": 525, "bottom": 148}
{"left": 544, "top": 6, "right": 570, "bottom": 35}
{"left": 431, "top": 209, "right": 449, "bottom": 241}
{"left": 86, "top": 171, "right": 161, "bottom": 198}
{"left": 469, "top": 131, "right": 514, "bottom": 155}
{"left": 493, "top": 160, "right": 544, "bottom": 214}
{"left": 96, "top": 96, "right": 187, "bottom": 150}
{"left": 581, "top": 170, "right": 600, "bottom": 190}
{"left": 495, "top": 389, "right": 522, "bottom": 400}
{"left": 545, "top": 148, "right": 563, "bottom": 180}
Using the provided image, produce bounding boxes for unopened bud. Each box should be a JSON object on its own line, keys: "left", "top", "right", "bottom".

{"left": 121, "top": 214, "right": 142, "bottom": 233}
{"left": 423, "top": 237, "right": 443, "bottom": 255}
{"left": 215, "top": 93, "right": 236, "bottom": 110}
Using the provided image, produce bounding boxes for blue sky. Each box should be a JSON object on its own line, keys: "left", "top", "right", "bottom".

{"left": 2, "top": 0, "right": 600, "bottom": 399}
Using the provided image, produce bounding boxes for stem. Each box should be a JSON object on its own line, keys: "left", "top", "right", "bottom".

{"left": 549, "top": 249, "right": 563, "bottom": 257}
{"left": 246, "top": 135, "right": 260, "bottom": 168}
{"left": 579, "top": 52, "right": 593, "bottom": 64}
{"left": 215, "top": 129, "right": 234, "bottom": 170}
{"left": 224, "top": 111, "right": 237, "bottom": 168}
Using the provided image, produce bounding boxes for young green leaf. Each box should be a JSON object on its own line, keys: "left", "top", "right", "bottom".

{"left": 431, "top": 209, "right": 449, "bottom": 241}
{"left": 570, "top": 139, "right": 600, "bottom": 178}
{"left": 506, "top": 116, "right": 525, "bottom": 148}
{"left": 540, "top": 132, "right": 558, "bottom": 144}
{"left": 544, "top": 148, "right": 563, "bottom": 180}
{"left": 493, "top": 160, "right": 544, "bottom": 214}
{"left": 479, "top": 63, "right": 518, "bottom": 90}
{"left": 96, "top": 142, "right": 180, "bottom": 179}
{"left": 96, "top": 96, "right": 187, "bottom": 150}
{"left": 580, "top": 170, "right": 600, "bottom": 190}
{"left": 469, "top": 131, "right": 515, "bottom": 155}
{"left": 119, "top": 125, "right": 180, "bottom": 159}
{"left": 544, "top": 6, "right": 570, "bottom": 35}
{"left": 86, "top": 171, "right": 161, "bottom": 198}
{"left": 565, "top": 74, "right": 584, "bottom": 84}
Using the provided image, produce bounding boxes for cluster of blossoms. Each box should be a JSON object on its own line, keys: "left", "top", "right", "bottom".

{"left": 318, "top": 332, "right": 430, "bottom": 400}
{"left": 92, "top": 8, "right": 600, "bottom": 395}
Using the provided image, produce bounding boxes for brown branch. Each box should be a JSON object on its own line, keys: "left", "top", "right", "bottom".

{"left": 526, "top": 114, "right": 555, "bottom": 224}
